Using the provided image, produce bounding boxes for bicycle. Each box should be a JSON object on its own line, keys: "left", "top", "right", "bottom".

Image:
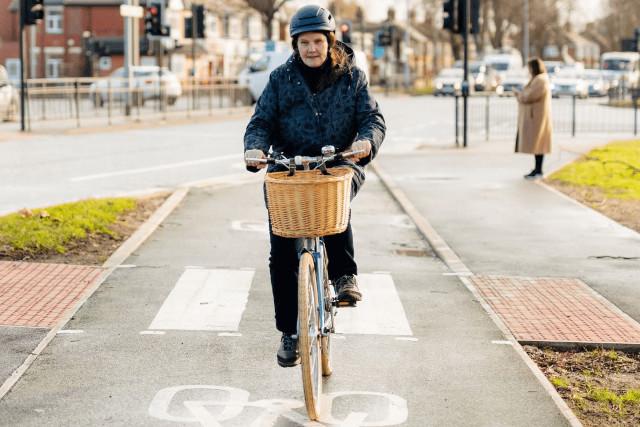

{"left": 247, "top": 145, "right": 362, "bottom": 420}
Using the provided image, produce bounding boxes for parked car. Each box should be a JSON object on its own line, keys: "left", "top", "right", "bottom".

{"left": 483, "top": 51, "right": 524, "bottom": 88}
{"left": 551, "top": 70, "right": 589, "bottom": 98}
{"left": 89, "top": 66, "right": 182, "bottom": 107}
{"left": 453, "top": 60, "right": 498, "bottom": 91}
{"left": 582, "top": 69, "right": 609, "bottom": 97}
{"left": 433, "top": 68, "right": 464, "bottom": 96}
{"left": 496, "top": 68, "right": 528, "bottom": 96}
{"left": 0, "top": 65, "right": 19, "bottom": 122}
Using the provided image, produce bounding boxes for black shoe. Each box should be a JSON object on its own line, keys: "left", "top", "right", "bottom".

{"left": 277, "top": 334, "right": 299, "bottom": 367}
{"left": 334, "top": 274, "right": 362, "bottom": 304}
{"left": 524, "top": 170, "right": 543, "bottom": 180}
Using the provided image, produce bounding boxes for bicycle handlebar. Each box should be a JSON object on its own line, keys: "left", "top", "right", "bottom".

{"left": 246, "top": 147, "right": 365, "bottom": 168}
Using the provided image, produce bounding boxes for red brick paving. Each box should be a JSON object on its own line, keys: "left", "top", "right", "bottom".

{"left": 471, "top": 275, "right": 640, "bottom": 345}
{"left": 0, "top": 261, "right": 103, "bottom": 328}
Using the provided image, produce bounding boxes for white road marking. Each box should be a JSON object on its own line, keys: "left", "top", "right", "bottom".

{"left": 117, "top": 264, "right": 137, "bottom": 269}
{"left": 149, "top": 385, "right": 408, "bottom": 426}
{"left": 149, "top": 268, "right": 254, "bottom": 331}
{"left": 231, "top": 220, "right": 269, "bottom": 234}
{"left": 70, "top": 154, "right": 240, "bottom": 182}
{"left": 442, "top": 272, "right": 473, "bottom": 276}
{"left": 395, "top": 337, "right": 418, "bottom": 342}
{"left": 335, "top": 273, "right": 413, "bottom": 336}
{"left": 492, "top": 340, "right": 513, "bottom": 346}
{"left": 56, "top": 330, "right": 84, "bottom": 334}
{"left": 140, "top": 331, "right": 166, "bottom": 335}
{"left": 218, "top": 332, "right": 242, "bottom": 337}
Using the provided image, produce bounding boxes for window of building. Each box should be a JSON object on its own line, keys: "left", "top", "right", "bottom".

{"left": 46, "top": 58, "right": 62, "bottom": 78}
{"left": 5, "top": 59, "right": 21, "bottom": 82}
{"left": 207, "top": 14, "right": 217, "bottom": 37}
{"left": 223, "top": 14, "right": 230, "bottom": 38}
{"left": 45, "top": 7, "right": 63, "bottom": 34}
{"left": 243, "top": 15, "right": 251, "bottom": 39}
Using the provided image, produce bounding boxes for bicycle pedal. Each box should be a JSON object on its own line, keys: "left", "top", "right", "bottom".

{"left": 336, "top": 300, "right": 357, "bottom": 308}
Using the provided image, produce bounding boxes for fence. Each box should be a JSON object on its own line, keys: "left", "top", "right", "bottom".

{"left": 22, "top": 77, "right": 253, "bottom": 130}
{"left": 454, "top": 94, "right": 639, "bottom": 144}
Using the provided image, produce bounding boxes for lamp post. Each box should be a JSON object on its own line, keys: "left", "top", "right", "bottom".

{"left": 523, "top": 0, "right": 529, "bottom": 62}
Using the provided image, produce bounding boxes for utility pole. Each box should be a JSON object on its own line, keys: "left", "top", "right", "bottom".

{"left": 523, "top": 0, "right": 529, "bottom": 63}
{"left": 123, "top": 0, "right": 132, "bottom": 116}
{"left": 462, "top": 0, "right": 470, "bottom": 148}
{"left": 19, "top": 5, "right": 26, "bottom": 131}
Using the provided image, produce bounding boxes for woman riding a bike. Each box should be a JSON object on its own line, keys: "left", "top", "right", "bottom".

{"left": 244, "top": 4, "right": 386, "bottom": 368}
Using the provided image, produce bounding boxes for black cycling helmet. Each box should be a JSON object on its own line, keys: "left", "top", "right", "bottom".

{"left": 289, "top": 5, "right": 335, "bottom": 37}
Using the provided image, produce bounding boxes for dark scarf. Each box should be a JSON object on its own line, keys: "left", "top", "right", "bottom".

{"left": 296, "top": 55, "right": 333, "bottom": 94}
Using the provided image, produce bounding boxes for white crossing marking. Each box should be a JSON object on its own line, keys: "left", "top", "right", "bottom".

{"left": 140, "top": 331, "right": 166, "bottom": 335}
{"left": 395, "top": 337, "right": 418, "bottom": 342}
{"left": 335, "top": 273, "right": 413, "bottom": 336}
{"left": 149, "top": 268, "right": 254, "bottom": 331}
{"left": 491, "top": 340, "right": 513, "bottom": 346}
{"left": 218, "top": 332, "right": 242, "bottom": 337}
{"left": 57, "top": 330, "right": 84, "bottom": 334}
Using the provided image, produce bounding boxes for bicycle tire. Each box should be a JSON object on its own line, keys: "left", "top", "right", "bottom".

{"left": 320, "top": 244, "right": 333, "bottom": 377}
{"left": 298, "top": 251, "right": 322, "bottom": 420}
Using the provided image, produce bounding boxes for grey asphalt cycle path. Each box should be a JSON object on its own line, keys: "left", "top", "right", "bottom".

{"left": 377, "top": 139, "right": 640, "bottom": 323}
{"left": 0, "top": 172, "right": 568, "bottom": 426}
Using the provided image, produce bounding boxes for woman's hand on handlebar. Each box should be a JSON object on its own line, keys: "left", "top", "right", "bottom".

{"left": 347, "top": 140, "right": 371, "bottom": 161}
{"left": 245, "top": 149, "right": 267, "bottom": 169}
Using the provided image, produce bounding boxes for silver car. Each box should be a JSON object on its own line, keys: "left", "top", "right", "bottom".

{"left": 89, "top": 66, "right": 182, "bottom": 107}
{"left": 0, "top": 65, "right": 19, "bottom": 122}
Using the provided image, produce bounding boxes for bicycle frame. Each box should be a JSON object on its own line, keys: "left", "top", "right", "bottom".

{"left": 296, "top": 237, "right": 332, "bottom": 339}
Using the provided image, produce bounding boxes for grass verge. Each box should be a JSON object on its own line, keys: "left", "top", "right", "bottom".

{"left": 545, "top": 139, "right": 640, "bottom": 233}
{"left": 0, "top": 194, "right": 168, "bottom": 265}
{"left": 526, "top": 346, "right": 640, "bottom": 427}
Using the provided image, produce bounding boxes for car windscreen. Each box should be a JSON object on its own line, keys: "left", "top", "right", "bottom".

{"left": 602, "top": 59, "right": 632, "bottom": 71}
{"left": 490, "top": 62, "right": 509, "bottom": 71}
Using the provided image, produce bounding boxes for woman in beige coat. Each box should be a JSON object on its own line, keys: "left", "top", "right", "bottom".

{"left": 514, "top": 57, "right": 552, "bottom": 179}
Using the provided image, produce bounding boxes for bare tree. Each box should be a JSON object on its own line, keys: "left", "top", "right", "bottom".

{"left": 244, "top": 0, "right": 291, "bottom": 40}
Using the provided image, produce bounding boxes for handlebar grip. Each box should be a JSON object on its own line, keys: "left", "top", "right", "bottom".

{"left": 336, "top": 149, "right": 365, "bottom": 160}
{"left": 245, "top": 158, "right": 274, "bottom": 164}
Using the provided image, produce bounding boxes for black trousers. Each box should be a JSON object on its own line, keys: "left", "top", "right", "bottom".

{"left": 267, "top": 168, "right": 364, "bottom": 334}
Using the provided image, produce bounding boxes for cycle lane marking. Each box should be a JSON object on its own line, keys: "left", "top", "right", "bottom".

{"left": 334, "top": 273, "right": 413, "bottom": 336}
{"left": 148, "top": 385, "right": 408, "bottom": 426}
{"left": 148, "top": 268, "right": 254, "bottom": 331}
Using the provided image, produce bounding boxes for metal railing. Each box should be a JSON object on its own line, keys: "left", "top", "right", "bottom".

{"left": 21, "top": 77, "right": 253, "bottom": 130}
{"left": 454, "top": 93, "right": 639, "bottom": 144}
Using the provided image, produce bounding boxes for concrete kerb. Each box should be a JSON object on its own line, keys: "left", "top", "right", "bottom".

{"left": 0, "top": 187, "right": 189, "bottom": 401}
{"left": 370, "top": 161, "right": 584, "bottom": 427}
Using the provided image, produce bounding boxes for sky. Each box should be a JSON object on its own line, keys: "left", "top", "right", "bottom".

{"left": 290, "top": 0, "right": 607, "bottom": 29}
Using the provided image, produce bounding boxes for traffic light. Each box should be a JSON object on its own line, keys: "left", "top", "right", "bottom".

{"left": 340, "top": 22, "right": 352, "bottom": 44}
{"left": 21, "top": 0, "right": 44, "bottom": 26}
{"left": 443, "top": 0, "right": 457, "bottom": 32}
{"left": 457, "top": 0, "right": 480, "bottom": 34}
{"left": 185, "top": 5, "right": 205, "bottom": 39}
{"left": 144, "top": 1, "right": 168, "bottom": 37}
{"left": 194, "top": 5, "right": 205, "bottom": 38}
{"left": 635, "top": 27, "right": 640, "bottom": 52}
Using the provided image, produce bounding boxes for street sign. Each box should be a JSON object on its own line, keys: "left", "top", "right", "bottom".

{"left": 120, "top": 4, "right": 144, "bottom": 18}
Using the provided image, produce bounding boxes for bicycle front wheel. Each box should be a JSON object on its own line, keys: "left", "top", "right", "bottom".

{"left": 298, "top": 251, "right": 322, "bottom": 420}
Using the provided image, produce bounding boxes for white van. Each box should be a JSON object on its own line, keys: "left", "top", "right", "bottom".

{"left": 239, "top": 48, "right": 370, "bottom": 103}
{"left": 483, "top": 52, "right": 524, "bottom": 87}
{"left": 0, "top": 65, "right": 18, "bottom": 121}
{"left": 600, "top": 51, "right": 640, "bottom": 89}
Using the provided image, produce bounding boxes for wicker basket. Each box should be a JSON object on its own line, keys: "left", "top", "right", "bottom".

{"left": 265, "top": 168, "right": 354, "bottom": 238}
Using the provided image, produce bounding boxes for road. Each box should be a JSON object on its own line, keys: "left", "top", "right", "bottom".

{"left": 1, "top": 95, "right": 638, "bottom": 426}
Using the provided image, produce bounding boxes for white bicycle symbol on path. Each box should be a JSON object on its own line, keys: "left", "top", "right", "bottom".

{"left": 149, "top": 385, "right": 408, "bottom": 426}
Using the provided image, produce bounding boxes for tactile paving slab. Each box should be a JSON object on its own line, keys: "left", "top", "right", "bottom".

{"left": 0, "top": 261, "right": 103, "bottom": 328}
{"left": 471, "top": 275, "right": 640, "bottom": 346}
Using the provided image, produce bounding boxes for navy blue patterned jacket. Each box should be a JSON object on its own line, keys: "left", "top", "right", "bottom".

{"left": 243, "top": 43, "right": 386, "bottom": 178}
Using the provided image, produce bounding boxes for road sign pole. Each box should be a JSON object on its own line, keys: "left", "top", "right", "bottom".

{"left": 19, "top": 0, "right": 26, "bottom": 131}
{"left": 463, "top": 0, "right": 469, "bottom": 148}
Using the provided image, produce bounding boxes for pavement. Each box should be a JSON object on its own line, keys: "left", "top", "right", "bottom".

{"left": 0, "top": 118, "right": 639, "bottom": 425}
